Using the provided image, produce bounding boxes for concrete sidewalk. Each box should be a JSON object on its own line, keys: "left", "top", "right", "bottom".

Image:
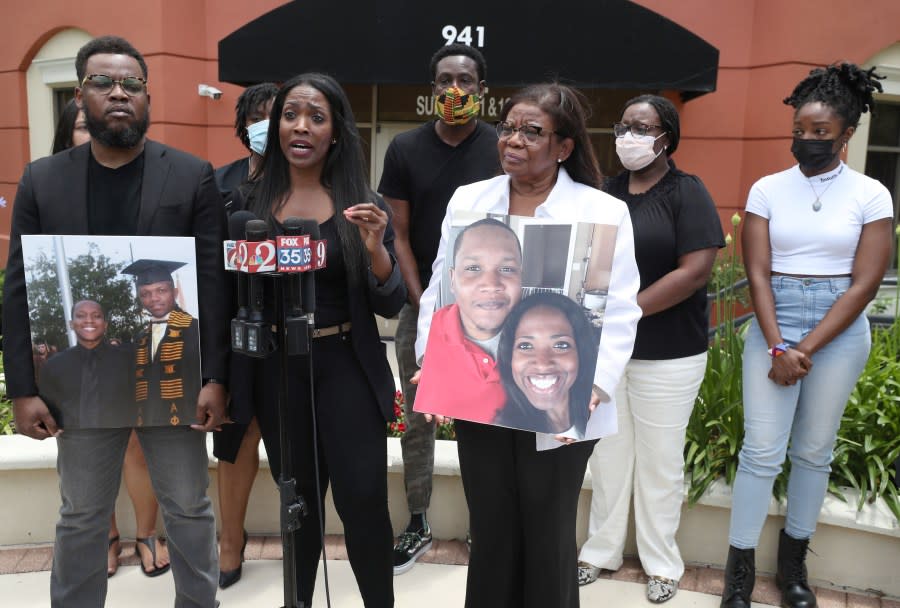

{"left": 1, "top": 559, "right": 779, "bottom": 608}
{"left": 1, "top": 536, "right": 896, "bottom": 607}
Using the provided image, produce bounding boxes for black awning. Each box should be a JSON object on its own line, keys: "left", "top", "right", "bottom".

{"left": 219, "top": 0, "right": 718, "bottom": 98}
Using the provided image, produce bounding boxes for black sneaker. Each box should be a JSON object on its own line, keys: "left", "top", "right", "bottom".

{"left": 392, "top": 522, "right": 433, "bottom": 575}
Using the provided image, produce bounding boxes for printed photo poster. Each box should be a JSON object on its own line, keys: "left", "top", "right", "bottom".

{"left": 415, "top": 212, "right": 619, "bottom": 447}
{"left": 21, "top": 235, "right": 200, "bottom": 429}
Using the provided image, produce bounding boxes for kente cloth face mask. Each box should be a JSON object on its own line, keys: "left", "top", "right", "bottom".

{"left": 434, "top": 87, "right": 481, "bottom": 125}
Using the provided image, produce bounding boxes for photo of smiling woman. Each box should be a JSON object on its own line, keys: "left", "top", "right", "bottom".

{"left": 496, "top": 292, "right": 599, "bottom": 439}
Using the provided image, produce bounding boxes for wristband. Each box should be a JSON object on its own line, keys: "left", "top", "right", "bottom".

{"left": 768, "top": 343, "right": 789, "bottom": 358}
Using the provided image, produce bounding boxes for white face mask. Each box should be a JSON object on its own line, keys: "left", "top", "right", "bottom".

{"left": 247, "top": 119, "right": 269, "bottom": 156}
{"left": 615, "top": 131, "right": 665, "bottom": 171}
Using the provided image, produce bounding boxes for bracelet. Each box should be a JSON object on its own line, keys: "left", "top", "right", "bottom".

{"left": 768, "top": 343, "right": 789, "bottom": 358}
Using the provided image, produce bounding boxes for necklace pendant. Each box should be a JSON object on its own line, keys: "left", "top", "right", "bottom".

{"left": 812, "top": 199, "right": 822, "bottom": 212}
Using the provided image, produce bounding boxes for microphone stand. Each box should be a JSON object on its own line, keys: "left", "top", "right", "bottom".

{"left": 230, "top": 216, "right": 325, "bottom": 608}
{"left": 272, "top": 273, "right": 311, "bottom": 608}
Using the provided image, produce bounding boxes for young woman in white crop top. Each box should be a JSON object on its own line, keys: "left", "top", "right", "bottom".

{"left": 721, "top": 63, "right": 893, "bottom": 608}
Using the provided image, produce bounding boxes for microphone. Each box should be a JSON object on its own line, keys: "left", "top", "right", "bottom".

{"left": 235, "top": 218, "right": 274, "bottom": 357}
{"left": 241, "top": 219, "right": 276, "bottom": 272}
{"left": 227, "top": 211, "right": 257, "bottom": 353}
{"left": 299, "top": 220, "right": 320, "bottom": 316}
{"left": 245, "top": 219, "right": 271, "bottom": 324}
{"left": 281, "top": 217, "right": 306, "bottom": 317}
{"left": 227, "top": 211, "right": 256, "bottom": 321}
{"left": 279, "top": 218, "right": 320, "bottom": 356}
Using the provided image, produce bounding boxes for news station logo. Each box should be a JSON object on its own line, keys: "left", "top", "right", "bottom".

{"left": 277, "top": 235, "right": 313, "bottom": 272}
{"left": 225, "top": 237, "right": 327, "bottom": 273}
{"left": 276, "top": 235, "right": 327, "bottom": 272}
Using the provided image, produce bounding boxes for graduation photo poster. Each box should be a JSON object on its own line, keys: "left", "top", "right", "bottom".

{"left": 21, "top": 235, "right": 200, "bottom": 429}
{"left": 414, "top": 212, "right": 619, "bottom": 445}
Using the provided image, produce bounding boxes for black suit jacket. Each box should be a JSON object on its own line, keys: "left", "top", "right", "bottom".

{"left": 214, "top": 157, "right": 249, "bottom": 198}
{"left": 2, "top": 140, "right": 229, "bottom": 400}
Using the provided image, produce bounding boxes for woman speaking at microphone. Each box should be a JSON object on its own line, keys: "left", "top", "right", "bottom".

{"left": 227, "top": 73, "right": 405, "bottom": 607}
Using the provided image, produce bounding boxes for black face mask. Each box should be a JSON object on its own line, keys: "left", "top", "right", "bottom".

{"left": 791, "top": 138, "right": 839, "bottom": 172}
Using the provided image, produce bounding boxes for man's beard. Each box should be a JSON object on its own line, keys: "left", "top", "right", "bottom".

{"left": 84, "top": 106, "right": 149, "bottom": 149}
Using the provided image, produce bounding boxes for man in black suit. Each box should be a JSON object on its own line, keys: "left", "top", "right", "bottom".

{"left": 123, "top": 259, "right": 201, "bottom": 428}
{"left": 2, "top": 35, "right": 227, "bottom": 607}
{"left": 38, "top": 299, "right": 135, "bottom": 429}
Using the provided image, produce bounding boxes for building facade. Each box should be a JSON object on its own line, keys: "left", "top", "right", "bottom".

{"left": 0, "top": 1, "right": 898, "bottom": 268}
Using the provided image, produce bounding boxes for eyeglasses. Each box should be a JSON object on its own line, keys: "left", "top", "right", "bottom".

{"left": 613, "top": 122, "right": 662, "bottom": 138}
{"left": 495, "top": 121, "right": 556, "bottom": 145}
{"left": 81, "top": 74, "right": 147, "bottom": 95}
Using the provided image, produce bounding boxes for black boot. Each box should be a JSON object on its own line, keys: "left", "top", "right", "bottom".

{"left": 776, "top": 529, "right": 817, "bottom": 608}
{"left": 720, "top": 545, "right": 755, "bottom": 608}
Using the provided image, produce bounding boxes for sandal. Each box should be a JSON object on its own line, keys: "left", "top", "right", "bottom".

{"left": 577, "top": 561, "right": 601, "bottom": 586}
{"left": 135, "top": 536, "right": 171, "bottom": 578}
{"left": 647, "top": 576, "right": 678, "bottom": 603}
{"left": 107, "top": 535, "right": 121, "bottom": 578}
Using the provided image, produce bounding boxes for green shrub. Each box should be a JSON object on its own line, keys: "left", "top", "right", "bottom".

{"left": 832, "top": 315, "right": 900, "bottom": 520}
{"left": 387, "top": 390, "right": 455, "bottom": 440}
{"left": 0, "top": 353, "right": 14, "bottom": 435}
{"left": 685, "top": 214, "right": 746, "bottom": 503}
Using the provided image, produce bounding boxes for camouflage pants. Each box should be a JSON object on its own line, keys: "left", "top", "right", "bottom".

{"left": 395, "top": 303, "right": 436, "bottom": 514}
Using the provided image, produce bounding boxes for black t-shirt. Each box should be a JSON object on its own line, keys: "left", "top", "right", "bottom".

{"left": 604, "top": 165, "right": 725, "bottom": 359}
{"left": 88, "top": 151, "right": 143, "bottom": 235}
{"left": 377, "top": 120, "right": 500, "bottom": 285}
{"left": 309, "top": 216, "right": 350, "bottom": 327}
{"left": 241, "top": 185, "right": 353, "bottom": 329}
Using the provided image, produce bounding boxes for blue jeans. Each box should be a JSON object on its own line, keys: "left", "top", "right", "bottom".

{"left": 52, "top": 426, "right": 217, "bottom": 607}
{"left": 729, "top": 276, "right": 870, "bottom": 548}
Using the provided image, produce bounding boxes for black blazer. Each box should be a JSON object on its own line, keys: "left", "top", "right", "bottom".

{"left": 2, "top": 140, "right": 230, "bottom": 399}
{"left": 226, "top": 186, "right": 407, "bottom": 422}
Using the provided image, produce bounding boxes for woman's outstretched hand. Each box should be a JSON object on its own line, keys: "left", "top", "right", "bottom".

{"left": 343, "top": 203, "right": 388, "bottom": 254}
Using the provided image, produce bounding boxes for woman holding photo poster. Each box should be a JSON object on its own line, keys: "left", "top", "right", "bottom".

{"left": 416, "top": 83, "right": 640, "bottom": 608}
{"left": 577, "top": 95, "right": 724, "bottom": 603}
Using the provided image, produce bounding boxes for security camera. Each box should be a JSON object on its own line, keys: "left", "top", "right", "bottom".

{"left": 198, "top": 84, "right": 223, "bottom": 100}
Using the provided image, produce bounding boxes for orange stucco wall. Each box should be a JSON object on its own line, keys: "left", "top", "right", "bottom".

{"left": 1, "top": 0, "right": 898, "bottom": 267}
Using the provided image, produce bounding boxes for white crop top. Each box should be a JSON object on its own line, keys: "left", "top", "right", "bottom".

{"left": 745, "top": 162, "right": 893, "bottom": 275}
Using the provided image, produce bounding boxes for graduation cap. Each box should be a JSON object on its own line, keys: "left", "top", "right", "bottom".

{"left": 121, "top": 259, "right": 187, "bottom": 286}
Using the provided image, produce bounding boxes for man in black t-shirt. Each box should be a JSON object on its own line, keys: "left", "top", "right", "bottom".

{"left": 378, "top": 43, "right": 500, "bottom": 575}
